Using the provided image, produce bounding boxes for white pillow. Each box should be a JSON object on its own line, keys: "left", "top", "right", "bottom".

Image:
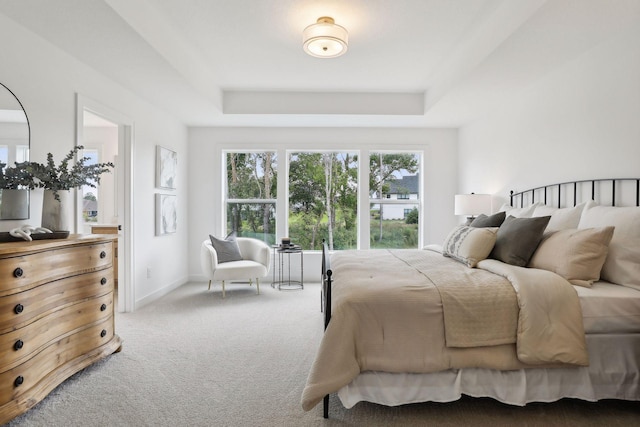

{"left": 529, "top": 227, "right": 614, "bottom": 288}
{"left": 578, "top": 201, "right": 640, "bottom": 290}
{"left": 499, "top": 202, "right": 540, "bottom": 218}
{"left": 533, "top": 202, "right": 586, "bottom": 234}
{"left": 442, "top": 226, "right": 499, "bottom": 268}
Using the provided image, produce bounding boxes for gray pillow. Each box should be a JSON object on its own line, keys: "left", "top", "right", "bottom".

{"left": 470, "top": 211, "right": 506, "bottom": 228}
{"left": 490, "top": 215, "right": 551, "bottom": 267}
{"left": 209, "top": 234, "right": 243, "bottom": 263}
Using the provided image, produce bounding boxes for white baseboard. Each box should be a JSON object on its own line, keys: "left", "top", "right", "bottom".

{"left": 135, "top": 276, "right": 187, "bottom": 310}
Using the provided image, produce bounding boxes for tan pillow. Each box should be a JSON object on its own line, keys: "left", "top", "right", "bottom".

{"left": 442, "top": 226, "right": 499, "bottom": 268}
{"left": 578, "top": 201, "right": 640, "bottom": 290}
{"left": 529, "top": 227, "right": 615, "bottom": 287}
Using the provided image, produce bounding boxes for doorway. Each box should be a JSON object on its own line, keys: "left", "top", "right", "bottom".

{"left": 76, "top": 94, "right": 134, "bottom": 312}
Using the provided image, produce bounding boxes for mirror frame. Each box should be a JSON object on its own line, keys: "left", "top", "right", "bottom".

{"left": 0, "top": 82, "right": 31, "bottom": 220}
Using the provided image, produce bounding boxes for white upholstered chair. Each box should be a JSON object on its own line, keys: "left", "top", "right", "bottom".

{"left": 200, "top": 237, "right": 271, "bottom": 298}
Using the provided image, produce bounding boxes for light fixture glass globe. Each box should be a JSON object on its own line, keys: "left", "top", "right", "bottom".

{"left": 303, "top": 17, "right": 348, "bottom": 58}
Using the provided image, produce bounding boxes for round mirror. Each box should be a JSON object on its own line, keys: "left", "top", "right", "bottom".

{"left": 0, "top": 83, "right": 30, "bottom": 220}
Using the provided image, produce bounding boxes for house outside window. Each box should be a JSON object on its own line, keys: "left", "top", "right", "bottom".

{"left": 369, "top": 152, "right": 421, "bottom": 248}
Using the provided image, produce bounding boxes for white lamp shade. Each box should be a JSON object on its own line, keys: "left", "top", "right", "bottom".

{"left": 303, "top": 17, "right": 348, "bottom": 58}
{"left": 454, "top": 194, "right": 492, "bottom": 216}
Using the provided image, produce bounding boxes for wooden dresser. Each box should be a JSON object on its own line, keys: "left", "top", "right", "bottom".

{"left": 91, "top": 225, "right": 119, "bottom": 288}
{"left": 0, "top": 235, "right": 122, "bottom": 424}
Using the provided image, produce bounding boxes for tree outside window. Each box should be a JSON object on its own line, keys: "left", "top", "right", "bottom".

{"left": 225, "top": 152, "right": 277, "bottom": 244}
{"left": 222, "top": 150, "right": 422, "bottom": 250}
{"left": 288, "top": 152, "right": 358, "bottom": 251}
{"left": 81, "top": 149, "right": 99, "bottom": 223}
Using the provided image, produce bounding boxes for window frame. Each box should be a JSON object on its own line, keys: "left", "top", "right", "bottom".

{"left": 367, "top": 150, "right": 422, "bottom": 249}
{"left": 220, "top": 147, "right": 424, "bottom": 250}
{"left": 223, "top": 150, "right": 278, "bottom": 243}
{"left": 286, "top": 150, "right": 360, "bottom": 250}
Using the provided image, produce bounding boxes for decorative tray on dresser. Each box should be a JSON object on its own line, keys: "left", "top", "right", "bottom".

{"left": 0, "top": 234, "right": 122, "bottom": 424}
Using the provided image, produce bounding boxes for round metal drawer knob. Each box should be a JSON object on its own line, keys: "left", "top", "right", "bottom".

{"left": 100, "top": 277, "right": 107, "bottom": 285}
{"left": 14, "top": 304, "right": 24, "bottom": 314}
{"left": 14, "top": 340, "right": 24, "bottom": 351}
{"left": 14, "top": 376, "right": 24, "bottom": 387}
{"left": 13, "top": 267, "right": 23, "bottom": 278}
{"left": 100, "top": 304, "right": 107, "bottom": 312}
{"left": 100, "top": 251, "right": 107, "bottom": 259}
{"left": 100, "top": 329, "right": 107, "bottom": 338}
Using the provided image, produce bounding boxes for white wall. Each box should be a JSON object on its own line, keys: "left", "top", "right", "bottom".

{"left": 0, "top": 13, "right": 189, "bottom": 309}
{"left": 188, "top": 127, "right": 458, "bottom": 281}
{"left": 458, "top": 21, "right": 640, "bottom": 207}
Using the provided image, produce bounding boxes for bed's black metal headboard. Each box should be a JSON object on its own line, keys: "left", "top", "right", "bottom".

{"left": 510, "top": 178, "right": 640, "bottom": 209}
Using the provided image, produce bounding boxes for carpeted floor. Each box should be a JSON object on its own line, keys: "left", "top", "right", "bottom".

{"left": 7, "top": 282, "right": 639, "bottom": 426}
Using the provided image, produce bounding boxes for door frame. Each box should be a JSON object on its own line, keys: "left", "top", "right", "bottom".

{"left": 76, "top": 94, "right": 135, "bottom": 312}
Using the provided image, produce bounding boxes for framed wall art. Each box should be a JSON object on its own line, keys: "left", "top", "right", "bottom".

{"left": 155, "top": 193, "right": 177, "bottom": 236}
{"left": 156, "top": 145, "right": 177, "bottom": 189}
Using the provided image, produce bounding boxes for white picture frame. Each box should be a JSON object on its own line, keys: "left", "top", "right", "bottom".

{"left": 155, "top": 194, "right": 177, "bottom": 235}
{"left": 156, "top": 145, "right": 177, "bottom": 189}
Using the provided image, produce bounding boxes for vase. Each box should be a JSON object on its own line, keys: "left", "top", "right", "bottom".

{"left": 41, "top": 189, "right": 72, "bottom": 231}
{"left": 0, "top": 189, "right": 29, "bottom": 220}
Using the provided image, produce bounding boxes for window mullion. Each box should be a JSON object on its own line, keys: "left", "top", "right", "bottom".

{"left": 277, "top": 147, "right": 287, "bottom": 243}
{"left": 360, "top": 150, "right": 370, "bottom": 250}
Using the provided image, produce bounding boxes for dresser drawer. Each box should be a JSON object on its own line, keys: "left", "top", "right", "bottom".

{"left": 0, "top": 269, "right": 113, "bottom": 334}
{"left": 0, "top": 242, "right": 113, "bottom": 296}
{"left": 0, "top": 293, "right": 113, "bottom": 371}
{"left": 0, "top": 317, "right": 114, "bottom": 406}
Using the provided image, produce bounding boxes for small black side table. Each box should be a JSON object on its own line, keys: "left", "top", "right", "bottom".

{"left": 271, "top": 245, "right": 304, "bottom": 290}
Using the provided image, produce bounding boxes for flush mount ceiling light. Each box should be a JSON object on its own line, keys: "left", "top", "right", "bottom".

{"left": 303, "top": 16, "right": 348, "bottom": 58}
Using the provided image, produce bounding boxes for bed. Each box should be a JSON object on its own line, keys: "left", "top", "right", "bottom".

{"left": 302, "top": 178, "right": 640, "bottom": 418}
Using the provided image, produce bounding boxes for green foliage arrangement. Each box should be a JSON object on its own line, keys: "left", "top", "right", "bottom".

{"left": 27, "top": 145, "right": 114, "bottom": 201}
{"left": 0, "top": 161, "right": 36, "bottom": 190}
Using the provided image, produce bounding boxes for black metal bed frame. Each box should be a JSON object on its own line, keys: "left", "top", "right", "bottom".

{"left": 510, "top": 178, "right": 640, "bottom": 209}
{"left": 319, "top": 177, "right": 639, "bottom": 419}
{"left": 320, "top": 240, "right": 332, "bottom": 418}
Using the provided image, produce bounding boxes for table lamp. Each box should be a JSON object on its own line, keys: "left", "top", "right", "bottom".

{"left": 454, "top": 193, "right": 492, "bottom": 224}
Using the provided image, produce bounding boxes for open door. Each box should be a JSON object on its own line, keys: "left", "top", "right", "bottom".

{"left": 76, "top": 94, "right": 134, "bottom": 312}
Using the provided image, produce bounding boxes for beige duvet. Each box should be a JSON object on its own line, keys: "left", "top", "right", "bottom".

{"left": 301, "top": 248, "right": 588, "bottom": 411}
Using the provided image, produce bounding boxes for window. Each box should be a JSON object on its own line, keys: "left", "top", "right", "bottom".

{"left": 0, "top": 145, "right": 7, "bottom": 165}
{"left": 225, "top": 152, "right": 277, "bottom": 244}
{"left": 81, "top": 149, "right": 99, "bottom": 223}
{"left": 15, "top": 145, "right": 28, "bottom": 163}
{"left": 288, "top": 152, "right": 358, "bottom": 250}
{"left": 220, "top": 149, "right": 422, "bottom": 250}
{"left": 369, "top": 152, "right": 420, "bottom": 248}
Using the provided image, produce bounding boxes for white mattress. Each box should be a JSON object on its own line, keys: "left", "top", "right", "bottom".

{"left": 576, "top": 281, "right": 640, "bottom": 333}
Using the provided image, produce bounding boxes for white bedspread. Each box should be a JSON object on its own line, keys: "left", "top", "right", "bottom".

{"left": 301, "top": 249, "right": 589, "bottom": 411}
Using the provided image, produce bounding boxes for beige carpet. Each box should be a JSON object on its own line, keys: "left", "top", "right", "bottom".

{"left": 7, "top": 282, "right": 639, "bottom": 426}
